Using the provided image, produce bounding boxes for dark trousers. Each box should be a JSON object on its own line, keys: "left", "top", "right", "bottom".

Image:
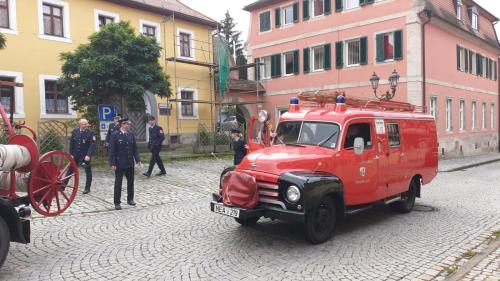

{"left": 114, "top": 167, "right": 134, "bottom": 205}
{"left": 67, "top": 159, "right": 92, "bottom": 191}
{"left": 146, "top": 146, "right": 165, "bottom": 174}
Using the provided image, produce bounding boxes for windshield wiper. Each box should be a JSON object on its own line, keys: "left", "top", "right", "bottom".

{"left": 285, "top": 143, "right": 305, "bottom": 147}
{"left": 317, "top": 132, "right": 338, "bottom": 147}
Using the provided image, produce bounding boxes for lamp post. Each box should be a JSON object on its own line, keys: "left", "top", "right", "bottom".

{"left": 370, "top": 69, "right": 400, "bottom": 100}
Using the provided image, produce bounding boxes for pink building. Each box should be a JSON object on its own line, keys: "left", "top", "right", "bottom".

{"left": 243, "top": 0, "right": 500, "bottom": 158}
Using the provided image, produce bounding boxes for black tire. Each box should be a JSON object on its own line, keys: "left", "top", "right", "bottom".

{"left": 219, "top": 166, "right": 235, "bottom": 189}
{"left": 304, "top": 197, "right": 336, "bottom": 244}
{"left": 0, "top": 217, "right": 10, "bottom": 269}
{"left": 235, "top": 216, "right": 260, "bottom": 226}
{"left": 390, "top": 180, "right": 417, "bottom": 213}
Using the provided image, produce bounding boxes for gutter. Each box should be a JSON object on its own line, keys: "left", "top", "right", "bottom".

{"left": 419, "top": 8, "right": 432, "bottom": 113}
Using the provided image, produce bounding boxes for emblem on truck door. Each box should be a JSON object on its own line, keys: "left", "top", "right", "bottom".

{"left": 359, "top": 167, "right": 366, "bottom": 177}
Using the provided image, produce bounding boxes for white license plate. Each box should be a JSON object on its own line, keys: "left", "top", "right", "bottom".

{"left": 212, "top": 203, "right": 240, "bottom": 218}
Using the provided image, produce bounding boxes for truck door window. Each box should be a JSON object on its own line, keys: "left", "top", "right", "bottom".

{"left": 387, "top": 123, "right": 400, "bottom": 147}
{"left": 344, "top": 123, "right": 372, "bottom": 149}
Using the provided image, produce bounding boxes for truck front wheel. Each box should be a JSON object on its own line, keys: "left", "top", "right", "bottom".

{"left": 390, "top": 180, "right": 417, "bottom": 213}
{"left": 0, "top": 216, "right": 10, "bottom": 268}
{"left": 304, "top": 197, "right": 336, "bottom": 244}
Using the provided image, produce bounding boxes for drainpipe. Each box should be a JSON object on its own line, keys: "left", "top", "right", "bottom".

{"left": 419, "top": 8, "right": 432, "bottom": 112}
{"left": 495, "top": 20, "right": 500, "bottom": 153}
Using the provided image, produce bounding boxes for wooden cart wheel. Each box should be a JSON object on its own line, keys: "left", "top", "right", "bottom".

{"left": 28, "top": 151, "right": 79, "bottom": 217}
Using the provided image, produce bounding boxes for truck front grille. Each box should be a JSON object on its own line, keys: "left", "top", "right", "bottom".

{"left": 257, "top": 181, "right": 286, "bottom": 209}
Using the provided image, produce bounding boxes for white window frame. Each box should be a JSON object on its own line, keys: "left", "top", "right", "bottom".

{"left": 459, "top": 99, "right": 465, "bottom": 131}
{"left": 39, "top": 74, "right": 76, "bottom": 119}
{"left": 311, "top": 0, "right": 325, "bottom": 18}
{"left": 491, "top": 103, "right": 495, "bottom": 129}
{"left": 482, "top": 57, "right": 487, "bottom": 78}
{"left": 139, "top": 19, "right": 160, "bottom": 43}
{"left": 176, "top": 28, "right": 195, "bottom": 61}
{"left": 471, "top": 11, "right": 478, "bottom": 30}
{"left": 344, "top": 0, "right": 359, "bottom": 10}
{"left": 259, "top": 56, "right": 272, "bottom": 80}
{"left": 0, "top": 70, "right": 24, "bottom": 118}
{"left": 482, "top": 102, "right": 486, "bottom": 130}
{"left": 430, "top": 96, "right": 438, "bottom": 122}
{"left": 456, "top": 0, "right": 462, "bottom": 21}
{"left": 471, "top": 51, "right": 477, "bottom": 75}
{"left": 94, "top": 9, "right": 119, "bottom": 32}
{"left": 276, "top": 107, "right": 288, "bottom": 124}
{"left": 37, "top": 0, "right": 71, "bottom": 43}
{"left": 283, "top": 51, "right": 295, "bottom": 76}
{"left": 177, "top": 87, "right": 198, "bottom": 120}
{"left": 0, "top": 0, "right": 17, "bottom": 35}
{"left": 458, "top": 46, "right": 466, "bottom": 72}
{"left": 374, "top": 30, "right": 396, "bottom": 63}
{"left": 345, "top": 38, "right": 361, "bottom": 67}
{"left": 311, "top": 45, "right": 325, "bottom": 72}
{"left": 471, "top": 101, "right": 477, "bottom": 130}
{"left": 258, "top": 10, "right": 272, "bottom": 33}
{"left": 282, "top": 4, "right": 294, "bottom": 26}
{"left": 446, "top": 98, "right": 452, "bottom": 132}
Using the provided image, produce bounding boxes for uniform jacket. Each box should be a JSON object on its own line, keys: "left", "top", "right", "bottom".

{"left": 233, "top": 138, "right": 247, "bottom": 165}
{"left": 69, "top": 128, "right": 95, "bottom": 162}
{"left": 106, "top": 123, "right": 120, "bottom": 143}
{"left": 108, "top": 130, "right": 140, "bottom": 169}
{"left": 148, "top": 124, "right": 165, "bottom": 149}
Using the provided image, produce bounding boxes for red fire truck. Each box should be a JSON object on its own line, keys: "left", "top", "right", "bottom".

{"left": 211, "top": 92, "right": 438, "bottom": 244}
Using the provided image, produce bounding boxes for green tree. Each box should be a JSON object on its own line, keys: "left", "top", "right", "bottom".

{"left": 218, "top": 11, "right": 247, "bottom": 80}
{"left": 0, "top": 33, "right": 6, "bottom": 49}
{"left": 59, "top": 22, "right": 171, "bottom": 129}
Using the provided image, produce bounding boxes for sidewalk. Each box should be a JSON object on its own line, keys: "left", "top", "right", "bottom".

{"left": 438, "top": 152, "right": 500, "bottom": 172}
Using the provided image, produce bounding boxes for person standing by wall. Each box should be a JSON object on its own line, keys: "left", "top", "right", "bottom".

{"left": 143, "top": 116, "right": 166, "bottom": 177}
{"left": 230, "top": 128, "right": 247, "bottom": 165}
{"left": 69, "top": 119, "right": 95, "bottom": 194}
{"left": 108, "top": 118, "right": 141, "bottom": 210}
{"left": 105, "top": 114, "right": 121, "bottom": 146}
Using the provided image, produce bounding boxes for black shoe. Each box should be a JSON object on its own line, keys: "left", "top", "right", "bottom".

{"left": 155, "top": 171, "right": 166, "bottom": 176}
{"left": 115, "top": 204, "right": 122, "bottom": 210}
{"left": 142, "top": 172, "right": 151, "bottom": 177}
{"left": 83, "top": 190, "right": 90, "bottom": 194}
{"left": 127, "top": 200, "right": 136, "bottom": 206}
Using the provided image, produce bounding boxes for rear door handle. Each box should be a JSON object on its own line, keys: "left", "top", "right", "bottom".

{"left": 373, "top": 155, "right": 380, "bottom": 160}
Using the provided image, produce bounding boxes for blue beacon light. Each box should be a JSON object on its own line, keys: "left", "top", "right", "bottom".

{"left": 336, "top": 95, "right": 345, "bottom": 104}
{"left": 290, "top": 97, "right": 299, "bottom": 105}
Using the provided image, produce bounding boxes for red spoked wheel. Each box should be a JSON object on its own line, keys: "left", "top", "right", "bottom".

{"left": 28, "top": 151, "right": 79, "bottom": 217}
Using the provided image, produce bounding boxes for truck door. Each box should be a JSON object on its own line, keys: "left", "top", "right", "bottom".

{"left": 385, "top": 122, "right": 407, "bottom": 196}
{"left": 340, "top": 121, "right": 382, "bottom": 206}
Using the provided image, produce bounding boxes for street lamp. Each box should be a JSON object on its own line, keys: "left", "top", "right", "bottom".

{"left": 370, "top": 69, "right": 400, "bottom": 100}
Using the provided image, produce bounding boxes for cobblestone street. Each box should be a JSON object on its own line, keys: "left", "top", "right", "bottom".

{"left": 0, "top": 159, "right": 499, "bottom": 281}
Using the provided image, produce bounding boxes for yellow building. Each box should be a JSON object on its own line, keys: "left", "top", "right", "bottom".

{"left": 0, "top": 0, "right": 218, "bottom": 143}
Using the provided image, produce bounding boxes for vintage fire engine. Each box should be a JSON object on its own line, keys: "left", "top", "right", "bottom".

{"left": 211, "top": 91, "right": 438, "bottom": 244}
{"left": 0, "top": 80, "right": 79, "bottom": 268}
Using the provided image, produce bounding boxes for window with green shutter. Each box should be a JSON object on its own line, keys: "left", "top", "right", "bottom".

{"left": 335, "top": 0, "right": 342, "bottom": 12}
{"left": 259, "top": 11, "right": 271, "bottom": 32}
{"left": 394, "top": 30, "right": 403, "bottom": 60}
{"left": 464, "top": 48, "right": 469, "bottom": 72}
{"left": 303, "top": 48, "right": 310, "bottom": 73}
{"left": 275, "top": 8, "right": 281, "bottom": 27}
{"left": 376, "top": 34, "right": 384, "bottom": 62}
{"left": 476, "top": 54, "right": 482, "bottom": 76}
{"left": 293, "top": 2, "right": 299, "bottom": 22}
{"left": 271, "top": 54, "right": 282, "bottom": 78}
{"left": 324, "top": 43, "right": 331, "bottom": 70}
{"left": 325, "top": 0, "right": 331, "bottom": 15}
{"left": 312, "top": 46, "right": 325, "bottom": 71}
{"left": 376, "top": 31, "right": 402, "bottom": 62}
{"left": 335, "top": 41, "right": 343, "bottom": 69}
{"left": 303, "top": 0, "right": 310, "bottom": 20}
{"left": 456, "top": 45, "right": 461, "bottom": 70}
{"left": 293, "top": 50, "right": 300, "bottom": 74}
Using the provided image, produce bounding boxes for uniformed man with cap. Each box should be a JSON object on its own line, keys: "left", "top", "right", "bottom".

{"left": 108, "top": 118, "right": 141, "bottom": 210}
{"left": 230, "top": 128, "right": 247, "bottom": 166}
{"left": 143, "top": 116, "right": 166, "bottom": 177}
{"left": 69, "top": 118, "right": 95, "bottom": 194}
{"left": 105, "top": 114, "right": 122, "bottom": 146}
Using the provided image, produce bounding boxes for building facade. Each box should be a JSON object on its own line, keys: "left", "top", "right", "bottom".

{"left": 244, "top": 0, "right": 500, "bottom": 157}
{"left": 0, "top": 0, "right": 217, "bottom": 143}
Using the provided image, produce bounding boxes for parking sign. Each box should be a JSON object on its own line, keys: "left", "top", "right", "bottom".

{"left": 98, "top": 104, "right": 116, "bottom": 121}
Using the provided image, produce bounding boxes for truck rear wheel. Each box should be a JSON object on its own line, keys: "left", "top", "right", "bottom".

{"left": 304, "top": 197, "right": 336, "bottom": 244}
{"left": 235, "top": 216, "right": 260, "bottom": 226}
{"left": 0, "top": 216, "right": 10, "bottom": 268}
{"left": 390, "top": 180, "right": 417, "bottom": 213}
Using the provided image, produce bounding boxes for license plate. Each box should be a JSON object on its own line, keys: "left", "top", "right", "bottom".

{"left": 212, "top": 203, "right": 240, "bottom": 218}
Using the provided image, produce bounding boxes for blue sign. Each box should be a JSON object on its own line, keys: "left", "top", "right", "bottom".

{"left": 98, "top": 104, "right": 116, "bottom": 121}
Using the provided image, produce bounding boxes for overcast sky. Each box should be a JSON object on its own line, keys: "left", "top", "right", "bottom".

{"left": 180, "top": 0, "right": 500, "bottom": 42}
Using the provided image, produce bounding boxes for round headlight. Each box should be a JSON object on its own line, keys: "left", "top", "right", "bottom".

{"left": 286, "top": 185, "right": 301, "bottom": 203}
{"left": 258, "top": 110, "right": 268, "bottom": 123}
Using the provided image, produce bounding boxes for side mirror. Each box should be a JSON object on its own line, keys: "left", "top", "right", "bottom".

{"left": 354, "top": 137, "right": 365, "bottom": 155}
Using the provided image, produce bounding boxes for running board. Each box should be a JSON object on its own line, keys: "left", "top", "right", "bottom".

{"left": 345, "top": 205, "right": 373, "bottom": 215}
{"left": 384, "top": 196, "right": 402, "bottom": 205}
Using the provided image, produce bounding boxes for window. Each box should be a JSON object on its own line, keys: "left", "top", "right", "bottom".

{"left": 283, "top": 52, "right": 295, "bottom": 75}
{"left": 459, "top": 100, "right": 465, "bottom": 131}
{"left": 387, "top": 123, "right": 400, "bottom": 147}
{"left": 482, "top": 57, "right": 487, "bottom": 78}
{"left": 470, "top": 51, "right": 477, "bottom": 75}
{"left": 313, "top": 0, "right": 324, "bottom": 17}
{"left": 430, "top": 96, "right": 438, "bottom": 121}
{"left": 259, "top": 56, "right": 272, "bottom": 79}
{"left": 446, "top": 98, "right": 452, "bottom": 132}
{"left": 0, "top": 76, "right": 14, "bottom": 113}
{"left": 180, "top": 90, "right": 194, "bottom": 117}
{"left": 179, "top": 32, "right": 191, "bottom": 58}
{"left": 142, "top": 24, "right": 156, "bottom": 37}
{"left": 312, "top": 46, "right": 324, "bottom": 71}
{"left": 491, "top": 104, "right": 495, "bottom": 129}
{"left": 283, "top": 5, "right": 294, "bottom": 25}
{"left": 472, "top": 101, "right": 477, "bottom": 130}
{"left": 94, "top": 10, "right": 119, "bottom": 31}
{"left": 43, "top": 3, "right": 64, "bottom": 37}
{"left": 376, "top": 31, "right": 402, "bottom": 62}
{"left": 0, "top": 0, "right": 8, "bottom": 28}
{"left": 482, "top": 102, "right": 486, "bottom": 130}
{"left": 345, "top": 0, "right": 359, "bottom": 10}
{"left": 344, "top": 123, "right": 372, "bottom": 149}
{"left": 456, "top": 0, "right": 462, "bottom": 20}
{"left": 259, "top": 11, "right": 271, "bottom": 32}
{"left": 457, "top": 46, "right": 466, "bottom": 72}
{"left": 471, "top": 10, "right": 478, "bottom": 30}
{"left": 346, "top": 39, "right": 360, "bottom": 66}
{"left": 98, "top": 15, "right": 114, "bottom": 28}
{"left": 44, "top": 80, "right": 68, "bottom": 114}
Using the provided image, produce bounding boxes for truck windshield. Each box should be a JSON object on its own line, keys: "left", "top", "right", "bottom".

{"left": 274, "top": 121, "right": 340, "bottom": 148}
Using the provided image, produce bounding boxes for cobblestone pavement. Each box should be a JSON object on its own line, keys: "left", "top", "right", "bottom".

{"left": 0, "top": 159, "right": 499, "bottom": 281}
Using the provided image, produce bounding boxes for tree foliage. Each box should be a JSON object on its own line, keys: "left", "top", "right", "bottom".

{"left": 0, "top": 33, "right": 6, "bottom": 50}
{"left": 59, "top": 22, "right": 171, "bottom": 127}
{"left": 218, "top": 11, "right": 247, "bottom": 79}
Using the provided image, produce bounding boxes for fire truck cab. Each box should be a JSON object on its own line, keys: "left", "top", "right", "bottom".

{"left": 211, "top": 94, "right": 438, "bottom": 244}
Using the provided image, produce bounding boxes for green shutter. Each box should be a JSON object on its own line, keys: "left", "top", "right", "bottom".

{"left": 293, "top": 2, "right": 299, "bottom": 22}
{"left": 293, "top": 50, "right": 300, "bottom": 74}
{"left": 303, "top": 0, "right": 310, "bottom": 20}
{"left": 469, "top": 51, "right": 473, "bottom": 73}
{"left": 476, "top": 54, "right": 482, "bottom": 76}
{"left": 367, "top": 0, "right": 374, "bottom": 3}
{"left": 259, "top": 13, "right": 265, "bottom": 32}
{"left": 394, "top": 30, "right": 403, "bottom": 60}
{"left": 276, "top": 54, "right": 282, "bottom": 77}
{"left": 464, "top": 49, "right": 469, "bottom": 72}
{"left": 494, "top": 61, "right": 498, "bottom": 81}
{"left": 360, "top": 0, "right": 366, "bottom": 6}
{"left": 457, "top": 46, "right": 461, "bottom": 70}
{"left": 275, "top": 8, "right": 281, "bottom": 27}
{"left": 360, "top": 37, "right": 368, "bottom": 65}
{"left": 255, "top": 58, "right": 261, "bottom": 80}
{"left": 335, "top": 41, "right": 343, "bottom": 69}
{"left": 335, "top": 0, "right": 342, "bottom": 12}
{"left": 303, "top": 48, "right": 310, "bottom": 73}
{"left": 324, "top": 43, "right": 332, "bottom": 70}
{"left": 376, "top": 34, "right": 385, "bottom": 62}
{"left": 325, "top": 0, "right": 331, "bottom": 15}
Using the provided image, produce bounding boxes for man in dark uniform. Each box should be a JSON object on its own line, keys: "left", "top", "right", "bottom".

{"left": 143, "top": 116, "right": 166, "bottom": 177}
{"left": 108, "top": 118, "right": 141, "bottom": 210}
{"left": 230, "top": 128, "right": 247, "bottom": 165}
{"left": 69, "top": 119, "right": 95, "bottom": 194}
{"left": 105, "top": 114, "right": 121, "bottom": 145}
